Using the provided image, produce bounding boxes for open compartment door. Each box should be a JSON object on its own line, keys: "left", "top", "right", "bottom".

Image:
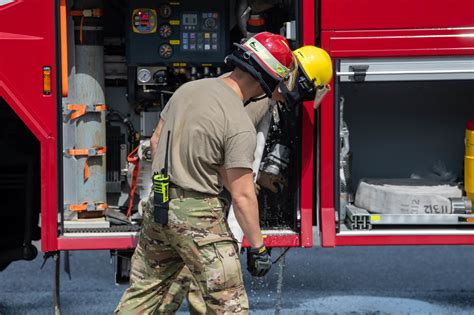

{"left": 0, "top": 0, "right": 58, "bottom": 254}
{"left": 332, "top": 56, "right": 474, "bottom": 245}
{"left": 55, "top": 0, "right": 312, "bottom": 250}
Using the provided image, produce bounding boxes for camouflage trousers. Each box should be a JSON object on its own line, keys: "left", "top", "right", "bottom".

{"left": 159, "top": 266, "right": 205, "bottom": 314}
{"left": 115, "top": 196, "right": 249, "bottom": 314}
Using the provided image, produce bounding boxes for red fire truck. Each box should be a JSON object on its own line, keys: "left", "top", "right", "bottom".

{"left": 1, "top": 0, "right": 474, "bottom": 287}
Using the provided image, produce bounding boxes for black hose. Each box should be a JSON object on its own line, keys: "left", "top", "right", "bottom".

{"left": 272, "top": 247, "right": 290, "bottom": 265}
{"left": 107, "top": 110, "right": 138, "bottom": 149}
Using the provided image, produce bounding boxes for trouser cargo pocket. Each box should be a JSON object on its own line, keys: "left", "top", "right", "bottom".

{"left": 194, "top": 234, "right": 243, "bottom": 293}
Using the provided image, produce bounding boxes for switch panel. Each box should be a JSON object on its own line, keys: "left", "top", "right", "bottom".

{"left": 127, "top": 1, "right": 229, "bottom": 65}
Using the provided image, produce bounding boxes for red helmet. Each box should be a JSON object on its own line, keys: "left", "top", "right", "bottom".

{"left": 225, "top": 32, "right": 296, "bottom": 97}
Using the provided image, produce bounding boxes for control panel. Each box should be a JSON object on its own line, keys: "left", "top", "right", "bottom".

{"left": 181, "top": 12, "right": 220, "bottom": 52}
{"left": 127, "top": 1, "right": 229, "bottom": 65}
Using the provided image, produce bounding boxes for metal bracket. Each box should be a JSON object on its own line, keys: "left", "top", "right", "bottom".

{"left": 64, "top": 202, "right": 108, "bottom": 212}
{"left": 63, "top": 103, "right": 106, "bottom": 120}
{"left": 63, "top": 146, "right": 107, "bottom": 157}
{"left": 349, "top": 65, "right": 369, "bottom": 82}
{"left": 346, "top": 205, "right": 372, "bottom": 230}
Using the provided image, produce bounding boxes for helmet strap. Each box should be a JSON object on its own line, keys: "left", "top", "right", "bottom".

{"left": 279, "top": 82, "right": 300, "bottom": 105}
{"left": 225, "top": 51, "right": 278, "bottom": 98}
{"left": 244, "top": 94, "right": 267, "bottom": 106}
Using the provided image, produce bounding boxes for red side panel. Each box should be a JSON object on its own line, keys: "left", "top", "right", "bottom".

{"left": 318, "top": 13, "right": 474, "bottom": 247}
{"left": 299, "top": 0, "right": 315, "bottom": 248}
{"left": 321, "top": 0, "right": 474, "bottom": 30}
{"left": 316, "top": 26, "right": 336, "bottom": 247}
{"left": 242, "top": 235, "right": 300, "bottom": 248}
{"left": 324, "top": 28, "right": 474, "bottom": 58}
{"left": 336, "top": 235, "right": 474, "bottom": 247}
{"left": 58, "top": 237, "right": 138, "bottom": 251}
{"left": 0, "top": 0, "right": 58, "bottom": 251}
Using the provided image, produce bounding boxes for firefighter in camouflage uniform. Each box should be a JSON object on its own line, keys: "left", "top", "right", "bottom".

{"left": 115, "top": 32, "right": 299, "bottom": 314}
{"left": 152, "top": 45, "right": 334, "bottom": 314}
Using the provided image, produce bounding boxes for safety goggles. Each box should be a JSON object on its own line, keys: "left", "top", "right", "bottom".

{"left": 279, "top": 57, "right": 298, "bottom": 93}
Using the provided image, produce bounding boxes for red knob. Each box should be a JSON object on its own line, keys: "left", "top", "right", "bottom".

{"left": 468, "top": 119, "right": 474, "bottom": 131}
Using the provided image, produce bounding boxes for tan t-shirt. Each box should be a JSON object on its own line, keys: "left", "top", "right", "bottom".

{"left": 219, "top": 72, "right": 270, "bottom": 126}
{"left": 152, "top": 78, "right": 257, "bottom": 195}
{"left": 244, "top": 97, "right": 270, "bottom": 127}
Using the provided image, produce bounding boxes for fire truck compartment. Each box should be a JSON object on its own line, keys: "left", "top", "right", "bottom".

{"left": 335, "top": 57, "right": 474, "bottom": 233}
{"left": 59, "top": 0, "right": 303, "bottom": 243}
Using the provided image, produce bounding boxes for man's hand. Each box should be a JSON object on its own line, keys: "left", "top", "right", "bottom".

{"left": 247, "top": 244, "right": 271, "bottom": 277}
{"left": 257, "top": 172, "right": 287, "bottom": 193}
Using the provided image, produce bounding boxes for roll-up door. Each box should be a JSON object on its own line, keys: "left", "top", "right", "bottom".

{"left": 338, "top": 57, "right": 474, "bottom": 82}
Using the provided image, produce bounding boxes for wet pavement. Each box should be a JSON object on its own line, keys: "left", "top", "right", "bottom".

{"left": 2, "top": 242, "right": 474, "bottom": 314}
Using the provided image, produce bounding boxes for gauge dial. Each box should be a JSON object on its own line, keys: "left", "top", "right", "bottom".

{"left": 159, "top": 43, "right": 173, "bottom": 59}
{"left": 132, "top": 9, "right": 157, "bottom": 33}
{"left": 159, "top": 24, "right": 172, "bottom": 38}
{"left": 137, "top": 68, "right": 152, "bottom": 83}
{"left": 159, "top": 4, "right": 172, "bottom": 18}
{"left": 204, "top": 17, "right": 217, "bottom": 30}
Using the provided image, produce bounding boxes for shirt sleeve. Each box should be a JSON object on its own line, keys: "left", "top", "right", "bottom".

{"left": 224, "top": 131, "right": 257, "bottom": 169}
{"left": 244, "top": 98, "right": 270, "bottom": 127}
{"left": 160, "top": 101, "right": 171, "bottom": 120}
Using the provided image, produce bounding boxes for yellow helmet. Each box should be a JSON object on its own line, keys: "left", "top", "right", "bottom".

{"left": 294, "top": 45, "right": 333, "bottom": 86}
{"left": 278, "top": 45, "right": 332, "bottom": 107}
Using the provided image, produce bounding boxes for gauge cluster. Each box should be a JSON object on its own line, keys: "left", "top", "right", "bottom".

{"left": 136, "top": 66, "right": 168, "bottom": 86}
{"left": 127, "top": 1, "right": 229, "bottom": 65}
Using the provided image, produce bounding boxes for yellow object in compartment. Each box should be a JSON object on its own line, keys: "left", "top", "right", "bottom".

{"left": 465, "top": 120, "right": 474, "bottom": 203}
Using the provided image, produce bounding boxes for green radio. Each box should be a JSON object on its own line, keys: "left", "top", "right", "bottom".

{"left": 153, "top": 131, "right": 171, "bottom": 224}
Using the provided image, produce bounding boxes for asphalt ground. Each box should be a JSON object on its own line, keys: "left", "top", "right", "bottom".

{"left": 2, "top": 242, "right": 474, "bottom": 314}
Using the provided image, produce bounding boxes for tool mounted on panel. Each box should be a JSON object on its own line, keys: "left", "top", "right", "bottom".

{"left": 465, "top": 119, "right": 474, "bottom": 207}
{"left": 153, "top": 131, "right": 171, "bottom": 224}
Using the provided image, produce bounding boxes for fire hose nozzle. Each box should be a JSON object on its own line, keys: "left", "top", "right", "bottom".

{"left": 450, "top": 197, "right": 473, "bottom": 214}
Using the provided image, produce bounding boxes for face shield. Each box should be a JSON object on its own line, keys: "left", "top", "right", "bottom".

{"left": 277, "top": 64, "right": 331, "bottom": 109}
{"left": 313, "top": 84, "right": 330, "bottom": 109}
{"left": 278, "top": 54, "right": 298, "bottom": 93}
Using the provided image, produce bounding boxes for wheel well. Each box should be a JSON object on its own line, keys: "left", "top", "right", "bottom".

{"left": 0, "top": 97, "right": 41, "bottom": 269}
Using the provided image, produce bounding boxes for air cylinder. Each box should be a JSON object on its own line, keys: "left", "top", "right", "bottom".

{"left": 73, "top": 1, "right": 107, "bottom": 214}
{"left": 465, "top": 119, "right": 474, "bottom": 204}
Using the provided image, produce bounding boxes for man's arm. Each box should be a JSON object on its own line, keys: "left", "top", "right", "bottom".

{"left": 219, "top": 167, "right": 230, "bottom": 191}
{"left": 225, "top": 167, "right": 264, "bottom": 248}
{"left": 150, "top": 118, "right": 164, "bottom": 159}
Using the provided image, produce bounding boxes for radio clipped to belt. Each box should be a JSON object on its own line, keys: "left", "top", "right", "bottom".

{"left": 153, "top": 131, "right": 171, "bottom": 224}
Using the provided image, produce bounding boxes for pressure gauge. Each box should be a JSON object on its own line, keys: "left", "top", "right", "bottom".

{"left": 159, "top": 4, "right": 172, "bottom": 18}
{"left": 159, "top": 24, "right": 172, "bottom": 38}
{"left": 204, "top": 17, "right": 217, "bottom": 30}
{"left": 159, "top": 44, "right": 173, "bottom": 59}
{"left": 137, "top": 68, "right": 152, "bottom": 83}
